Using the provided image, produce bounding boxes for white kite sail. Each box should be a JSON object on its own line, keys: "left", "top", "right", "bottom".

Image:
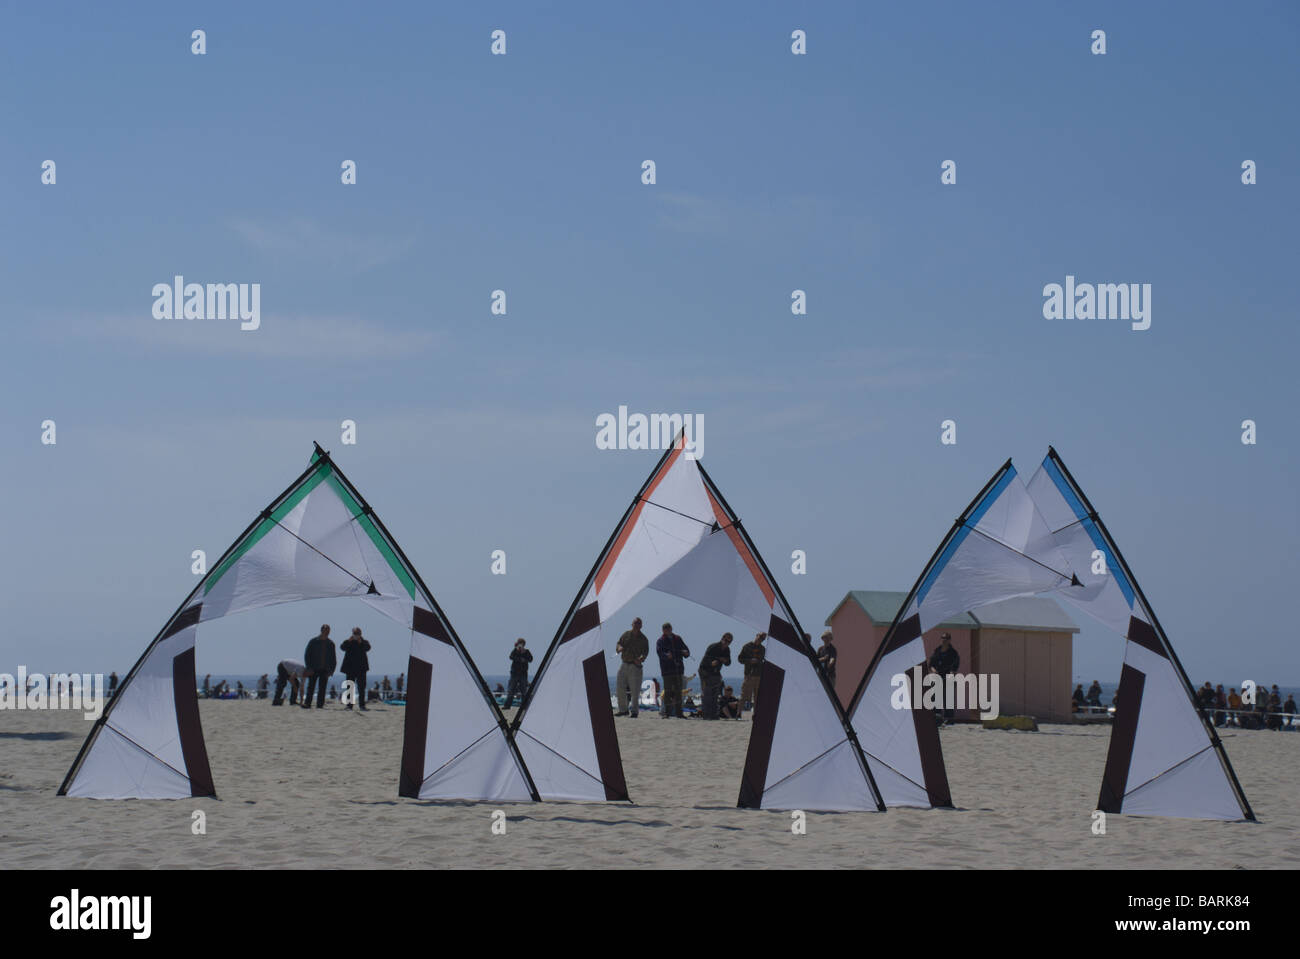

{"left": 847, "top": 449, "right": 1252, "bottom": 821}
{"left": 511, "top": 435, "right": 883, "bottom": 811}
{"left": 61, "top": 445, "right": 535, "bottom": 803}
{"left": 1025, "top": 449, "right": 1251, "bottom": 820}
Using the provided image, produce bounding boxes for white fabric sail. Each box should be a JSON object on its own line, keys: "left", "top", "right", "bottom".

{"left": 847, "top": 450, "right": 1252, "bottom": 821}
{"left": 512, "top": 437, "right": 882, "bottom": 811}
{"left": 61, "top": 446, "right": 535, "bottom": 803}
{"left": 1024, "top": 450, "right": 1250, "bottom": 821}
{"left": 847, "top": 462, "right": 1074, "bottom": 808}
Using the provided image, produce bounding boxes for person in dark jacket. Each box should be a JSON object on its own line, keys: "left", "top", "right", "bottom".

{"left": 817, "top": 630, "right": 838, "bottom": 688}
{"left": 503, "top": 638, "right": 532, "bottom": 709}
{"left": 929, "top": 633, "right": 959, "bottom": 725}
{"left": 655, "top": 623, "right": 691, "bottom": 719}
{"left": 303, "top": 625, "right": 337, "bottom": 709}
{"left": 340, "top": 627, "right": 371, "bottom": 711}
{"left": 737, "top": 633, "right": 766, "bottom": 710}
{"left": 699, "top": 633, "right": 733, "bottom": 720}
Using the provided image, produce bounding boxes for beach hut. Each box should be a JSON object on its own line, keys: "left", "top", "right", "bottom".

{"left": 825, "top": 592, "right": 1077, "bottom": 722}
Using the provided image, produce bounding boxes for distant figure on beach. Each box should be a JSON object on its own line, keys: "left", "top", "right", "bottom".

{"left": 369, "top": 682, "right": 380, "bottom": 703}
{"left": 929, "top": 633, "right": 959, "bottom": 725}
{"left": 655, "top": 623, "right": 690, "bottom": 719}
{"left": 273, "top": 659, "right": 306, "bottom": 706}
{"left": 257, "top": 674, "right": 269, "bottom": 699}
{"left": 738, "top": 633, "right": 766, "bottom": 711}
{"left": 1086, "top": 680, "right": 1102, "bottom": 706}
{"left": 817, "top": 631, "right": 838, "bottom": 688}
{"left": 236, "top": 681, "right": 246, "bottom": 699}
{"left": 396, "top": 673, "right": 404, "bottom": 695}
{"left": 719, "top": 685, "right": 741, "bottom": 720}
{"left": 699, "top": 633, "right": 733, "bottom": 720}
{"left": 1072, "top": 685, "right": 1086, "bottom": 711}
{"left": 202, "top": 674, "right": 211, "bottom": 698}
{"left": 1213, "top": 685, "right": 1227, "bottom": 726}
{"left": 503, "top": 638, "right": 532, "bottom": 709}
{"left": 1228, "top": 688, "right": 1242, "bottom": 726}
{"left": 340, "top": 627, "right": 371, "bottom": 711}
{"left": 614, "top": 617, "right": 649, "bottom": 718}
{"left": 382, "top": 676, "right": 392, "bottom": 698}
{"left": 303, "top": 625, "right": 337, "bottom": 709}
{"left": 1284, "top": 694, "right": 1296, "bottom": 728}
{"left": 1266, "top": 688, "right": 1283, "bottom": 730}
{"left": 108, "top": 672, "right": 119, "bottom": 696}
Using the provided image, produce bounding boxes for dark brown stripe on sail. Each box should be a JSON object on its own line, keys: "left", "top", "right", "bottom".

{"left": 1126, "top": 617, "right": 1167, "bottom": 659}
{"left": 582, "top": 653, "right": 628, "bottom": 800}
{"left": 766, "top": 614, "right": 801, "bottom": 652}
{"left": 399, "top": 656, "right": 433, "bottom": 797}
{"left": 172, "top": 646, "right": 215, "bottom": 797}
{"left": 412, "top": 606, "right": 452, "bottom": 644}
{"left": 562, "top": 602, "right": 600, "bottom": 643}
{"left": 737, "top": 660, "right": 785, "bottom": 808}
{"left": 908, "top": 667, "right": 952, "bottom": 807}
{"left": 163, "top": 604, "right": 202, "bottom": 640}
{"left": 1097, "top": 663, "right": 1145, "bottom": 813}
{"left": 884, "top": 613, "right": 923, "bottom": 655}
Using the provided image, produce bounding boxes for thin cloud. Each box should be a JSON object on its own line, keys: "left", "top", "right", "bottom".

{"left": 68, "top": 313, "right": 440, "bottom": 360}
{"left": 227, "top": 216, "right": 416, "bottom": 273}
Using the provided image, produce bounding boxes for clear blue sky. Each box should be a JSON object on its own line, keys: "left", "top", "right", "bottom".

{"left": 2, "top": 2, "right": 1296, "bottom": 687}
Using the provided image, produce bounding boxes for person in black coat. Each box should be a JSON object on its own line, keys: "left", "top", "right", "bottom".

{"left": 928, "top": 633, "right": 960, "bottom": 725}
{"left": 302, "top": 625, "right": 337, "bottom": 709}
{"left": 503, "top": 638, "right": 532, "bottom": 709}
{"left": 340, "top": 627, "right": 371, "bottom": 711}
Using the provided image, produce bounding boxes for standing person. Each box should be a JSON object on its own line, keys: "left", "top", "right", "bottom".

{"left": 503, "top": 638, "right": 533, "bottom": 709}
{"left": 396, "top": 673, "right": 404, "bottom": 696}
{"left": 737, "top": 633, "right": 766, "bottom": 711}
{"left": 273, "top": 659, "right": 305, "bottom": 706}
{"left": 340, "top": 627, "right": 371, "bottom": 711}
{"left": 699, "top": 633, "right": 733, "bottom": 720}
{"left": 614, "top": 617, "right": 649, "bottom": 718}
{"left": 1086, "top": 680, "right": 1102, "bottom": 707}
{"left": 202, "top": 674, "right": 211, "bottom": 698}
{"left": 1213, "top": 684, "right": 1227, "bottom": 727}
{"left": 302, "top": 625, "right": 337, "bottom": 710}
{"left": 256, "top": 674, "right": 269, "bottom": 700}
{"left": 1227, "top": 687, "right": 1242, "bottom": 726}
{"left": 817, "top": 630, "right": 838, "bottom": 688}
{"left": 655, "top": 623, "right": 690, "bottom": 719}
{"left": 1283, "top": 693, "right": 1297, "bottom": 729}
{"left": 108, "top": 672, "right": 119, "bottom": 697}
{"left": 928, "top": 632, "right": 960, "bottom": 725}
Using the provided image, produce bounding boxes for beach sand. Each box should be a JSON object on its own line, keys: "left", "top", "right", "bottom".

{"left": 2, "top": 699, "right": 1295, "bottom": 869}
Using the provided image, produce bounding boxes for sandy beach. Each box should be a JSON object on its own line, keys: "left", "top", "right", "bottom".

{"left": 1, "top": 698, "right": 1294, "bottom": 870}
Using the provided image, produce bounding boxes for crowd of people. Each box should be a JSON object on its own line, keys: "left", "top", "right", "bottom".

{"left": 1195, "top": 682, "right": 1295, "bottom": 729}
{"left": 180, "top": 620, "right": 1297, "bottom": 735}
{"left": 190, "top": 624, "right": 405, "bottom": 710}
{"left": 498, "top": 618, "right": 842, "bottom": 721}
{"left": 1072, "top": 678, "right": 1296, "bottom": 729}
